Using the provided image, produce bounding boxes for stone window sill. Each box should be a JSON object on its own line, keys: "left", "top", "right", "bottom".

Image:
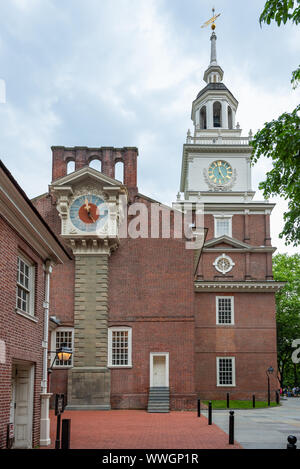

{"left": 108, "top": 365, "right": 133, "bottom": 369}
{"left": 16, "top": 308, "right": 38, "bottom": 323}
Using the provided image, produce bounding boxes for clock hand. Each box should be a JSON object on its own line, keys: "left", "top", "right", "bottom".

{"left": 84, "top": 198, "right": 91, "bottom": 212}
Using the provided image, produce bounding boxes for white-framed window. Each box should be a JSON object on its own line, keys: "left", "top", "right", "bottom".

{"left": 51, "top": 328, "right": 74, "bottom": 368}
{"left": 216, "top": 296, "right": 234, "bottom": 325}
{"left": 108, "top": 327, "right": 132, "bottom": 368}
{"left": 217, "top": 357, "right": 236, "bottom": 386}
{"left": 214, "top": 215, "right": 232, "bottom": 238}
{"left": 16, "top": 254, "right": 35, "bottom": 317}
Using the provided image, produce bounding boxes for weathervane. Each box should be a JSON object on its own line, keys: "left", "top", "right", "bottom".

{"left": 201, "top": 7, "right": 221, "bottom": 30}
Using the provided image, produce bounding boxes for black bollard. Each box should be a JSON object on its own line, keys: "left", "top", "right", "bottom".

{"left": 226, "top": 393, "right": 230, "bottom": 409}
{"left": 276, "top": 390, "right": 280, "bottom": 405}
{"left": 229, "top": 411, "right": 235, "bottom": 445}
{"left": 208, "top": 401, "right": 212, "bottom": 425}
{"left": 61, "top": 419, "right": 71, "bottom": 449}
{"left": 55, "top": 413, "right": 62, "bottom": 450}
{"left": 252, "top": 394, "right": 255, "bottom": 408}
{"left": 287, "top": 435, "right": 297, "bottom": 450}
{"left": 197, "top": 399, "right": 201, "bottom": 418}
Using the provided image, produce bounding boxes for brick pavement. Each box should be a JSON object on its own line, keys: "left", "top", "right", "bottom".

{"left": 44, "top": 410, "right": 241, "bottom": 449}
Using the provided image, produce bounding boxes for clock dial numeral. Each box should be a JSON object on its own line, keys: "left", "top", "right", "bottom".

{"left": 208, "top": 160, "right": 233, "bottom": 185}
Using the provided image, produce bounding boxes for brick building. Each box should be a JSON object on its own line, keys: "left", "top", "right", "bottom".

{"left": 31, "top": 28, "right": 283, "bottom": 414}
{"left": 0, "top": 161, "right": 70, "bottom": 448}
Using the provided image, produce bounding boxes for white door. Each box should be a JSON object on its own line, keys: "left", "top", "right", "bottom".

{"left": 150, "top": 353, "right": 169, "bottom": 387}
{"left": 153, "top": 356, "right": 166, "bottom": 387}
{"left": 13, "top": 364, "right": 34, "bottom": 449}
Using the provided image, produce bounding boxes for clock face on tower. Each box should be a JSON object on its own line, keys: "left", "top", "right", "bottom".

{"left": 208, "top": 160, "right": 233, "bottom": 185}
{"left": 69, "top": 195, "right": 108, "bottom": 233}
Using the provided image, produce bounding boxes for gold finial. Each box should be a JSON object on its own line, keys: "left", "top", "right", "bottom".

{"left": 201, "top": 8, "right": 221, "bottom": 30}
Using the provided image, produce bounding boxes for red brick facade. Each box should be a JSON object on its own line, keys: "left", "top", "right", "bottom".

{"left": 0, "top": 217, "right": 44, "bottom": 448}
{"left": 0, "top": 161, "right": 69, "bottom": 448}
{"left": 31, "top": 145, "right": 279, "bottom": 410}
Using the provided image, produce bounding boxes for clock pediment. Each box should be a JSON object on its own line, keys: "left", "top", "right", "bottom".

{"left": 50, "top": 166, "right": 127, "bottom": 254}
{"left": 50, "top": 166, "right": 127, "bottom": 193}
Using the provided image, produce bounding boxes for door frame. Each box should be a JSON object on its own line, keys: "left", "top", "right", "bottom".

{"left": 150, "top": 352, "right": 169, "bottom": 388}
{"left": 12, "top": 361, "right": 35, "bottom": 449}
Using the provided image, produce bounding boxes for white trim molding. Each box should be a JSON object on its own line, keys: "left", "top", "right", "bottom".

{"left": 108, "top": 326, "right": 132, "bottom": 368}
{"left": 150, "top": 352, "right": 169, "bottom": 388}
{"left": 216, "top": 296, "right": 235, "bottom": 325}
{"left": 217, "top": 357, "right": 236, "bottom": 387}
{"left": 195, "top": 281, "right": 285, "bottom": 293}
{"left": 213, "top": 215, "right": 233, "bottom": 238}
{"left": 213, "top": 253, "right": 235, "bottom": 274}
{"left": 50, "top": 327, "right": 74, "bottom": 369}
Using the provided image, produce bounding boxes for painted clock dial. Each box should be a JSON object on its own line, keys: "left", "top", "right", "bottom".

{"left": 69, "top": 195, "right": 108, "bottom": 232}
{"left": 208, "top": 160, "right": 233, "bottom": 185}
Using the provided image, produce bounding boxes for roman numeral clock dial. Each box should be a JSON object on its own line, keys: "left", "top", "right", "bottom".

{"left": 208, "top": 160, "right": 233, "bottom": 185}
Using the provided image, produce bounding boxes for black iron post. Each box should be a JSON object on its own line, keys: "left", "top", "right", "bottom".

{"left": 55, "top": 413, "right": 62, "bottom": 450}
{"left": 252, "top": 394, "right": 255, "bottom": 408}
{"left": 208, "top": 401, "right": 212, "bottom": 425}
{"left": 287, "top": 435, "right": 297, "bottom": 450}
{"left": 229, "top": 411, "right": 234, "bottom": 445}
{"left": 266, "top": 366, "right": 274, "bottom": 406}
{"left": 197, "top": 399, "right": 201, "bottom": 417}
{"left": 276, "top": 390, "right": 280, "bottom": 405}
{"left": 226, "top": 393, "right": 230, "bottom": 409}
{"left": 61, "top": 419, "right": 71, "bottom": 449}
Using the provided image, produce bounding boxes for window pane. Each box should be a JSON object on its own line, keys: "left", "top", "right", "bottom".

{"left": 55, "top": 330, "right": 73, "bottom": 366}
{"left": 219, "top": 359, "right": 233, "bottom": 385}
{"left": 216, "top": 219, "right": 230, "bottom": 237}
{"left": 112, "top": 330, "right": 128, "bottom": 366}
{"left": 218, "top": 298, "right": 232, "bottom": 324}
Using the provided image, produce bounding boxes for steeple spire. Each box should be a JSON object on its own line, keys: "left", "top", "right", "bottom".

{"left": 201, "top": 9, "right": 224, "bottom": 84}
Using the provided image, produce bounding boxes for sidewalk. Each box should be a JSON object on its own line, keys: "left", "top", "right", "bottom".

{"left": 44, "top": 409, "right": 241, "bottom": 450}
{"left": 201, "top": 398, "right": 300, "bottom": 449}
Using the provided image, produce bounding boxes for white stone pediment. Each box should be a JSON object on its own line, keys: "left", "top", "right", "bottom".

{"left": 50, "top": 166, "right": 125, "bottom": 192}
{"left": 204, "top": 235, "right": 251, "bottom": 250}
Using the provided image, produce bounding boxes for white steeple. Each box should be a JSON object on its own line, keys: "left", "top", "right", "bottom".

{"left": 175, "top": 13, "right": 255, "bottom": 204}
{"left": 191, "top": 17, "right": 239, "bottom": 134}
{"left": 203, "top": 31, "right": 224, "bottom": 84}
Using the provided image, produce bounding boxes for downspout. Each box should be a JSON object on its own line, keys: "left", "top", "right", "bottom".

{"left": 40, "top": 259, "right": 53, "bottom": 446}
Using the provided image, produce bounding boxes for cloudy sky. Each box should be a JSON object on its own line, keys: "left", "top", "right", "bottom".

{"left": 0, "top": 0, "right": 299, "bottom": 254}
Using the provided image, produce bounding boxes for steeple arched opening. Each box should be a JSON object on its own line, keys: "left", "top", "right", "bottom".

{"left": 200, "top": 106, "right": 207, "bottom": 129}
{"left": 228, "top": 106, "right": 233, "bottom": 129}
{"left": 89, "top": 158, "right": 102, "bottom": 172}
{"left": 115, "top": 160, "right": 124, "bottom": 183}
{"left": 213, "top": 101, "right": 222, "bottom": 128}
{"left": 66, "top": 160, "right": 75, "bottom": 174}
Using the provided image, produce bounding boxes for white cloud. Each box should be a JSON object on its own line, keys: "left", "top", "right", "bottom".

{"left": 0, "top": 0, "right": 299, "bottom": 255}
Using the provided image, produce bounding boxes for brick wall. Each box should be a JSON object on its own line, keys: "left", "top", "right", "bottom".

{"left": 0, "top": 216, "right": 45, "bottom": 448}
{"left": 194, "top": 291, "right": 278, "bottom": 400}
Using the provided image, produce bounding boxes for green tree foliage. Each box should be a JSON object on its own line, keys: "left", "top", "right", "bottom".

{"left": 251, "top": 106, "right": 300, "bottom": 246}
{"left": 259, "top": 0, "right": 300, "bottom": 26}
{"left": 250, "top": 0, "right": 300, "bottom": 246}
{"left": 273, "top": 253, "right": 300, "bottom": 387}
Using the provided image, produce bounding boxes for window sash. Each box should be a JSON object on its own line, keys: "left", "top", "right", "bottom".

{"left": 217, "top": 297, "right": 234, "bottom": 324}
{"left": 16, "top": 256, "right": 34, "bottom": 315}
{"left": 217, "top": 358, "right": 235, "bottom": 386}
{"left": 54, "top": 330, "right": 73, "bottom": 367}
{"left": 108, "top": 328, "right": 132, "bottom": 367}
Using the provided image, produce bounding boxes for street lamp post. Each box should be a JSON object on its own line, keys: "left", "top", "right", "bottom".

{"left": 266, "top": 366, "right": 274, "bottom": 406}
{"left": 48, "top": 344, "right": 72, "bottom": 449}
{"left": 48, "top": 343, "right": 73, "bottom": 391}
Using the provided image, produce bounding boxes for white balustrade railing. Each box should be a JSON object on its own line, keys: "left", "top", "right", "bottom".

{"left": 186, "top": 136, "right": 252, "bottom": 145}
